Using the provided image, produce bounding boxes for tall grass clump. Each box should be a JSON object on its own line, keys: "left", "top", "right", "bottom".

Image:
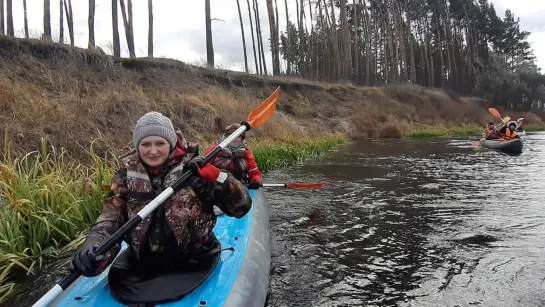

{"left": 0, "top": 137, "right": 115, "bottom": 303}
{"left": 252, "top": 133, "right": 346, "bottom": 171}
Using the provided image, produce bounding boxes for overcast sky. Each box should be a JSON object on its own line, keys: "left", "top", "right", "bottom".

{"left": 8, "top": 0, "right": 545, "bottom": 73}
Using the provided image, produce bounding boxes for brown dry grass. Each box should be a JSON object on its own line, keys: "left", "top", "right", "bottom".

{"left": 0, "top": 35, "right": 543, "bottom": 162}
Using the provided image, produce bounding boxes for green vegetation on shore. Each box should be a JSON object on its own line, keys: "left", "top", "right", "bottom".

{"left": 404, "top": 125, "right": 484, "bottom": 138}
{"left": 252, "top": 133, "right": 346, "bottom": 171}
{"left": 0, "top": 134, "right": 345, "bottom": 303}
{"left": 522, "top": 125, "right": 545, "bottom": 132}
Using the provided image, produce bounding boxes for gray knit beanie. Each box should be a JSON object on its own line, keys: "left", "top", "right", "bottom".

{"left": 133, "top": 112, "right": 177, "bottom": 149}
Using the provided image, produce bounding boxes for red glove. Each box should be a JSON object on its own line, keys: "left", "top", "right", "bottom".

{"left": 188, "top": 156, "right": 221, "bottom": 182}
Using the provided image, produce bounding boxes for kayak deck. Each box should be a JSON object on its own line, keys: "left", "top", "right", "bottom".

{"left": 52, "top": 189, "right": 269, "bottom": 307}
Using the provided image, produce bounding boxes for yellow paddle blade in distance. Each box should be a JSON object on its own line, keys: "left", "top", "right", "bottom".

{"left": 488, "top": 107, "right": 501, "bottom": 119}
{"left": 247, "top": 86, "right": 281, "bottom": 128}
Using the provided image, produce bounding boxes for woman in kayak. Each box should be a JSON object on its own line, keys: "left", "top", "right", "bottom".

{"left": 206, "top": 123, "right": 263, "bottom": 215}
{"left": 484, "top": 121, "right": 496, "bottom": 139}
{"left": 207, "top": 123, "right": 263, "bottom": 188}
{"left": 503, "top": 121, "right": 521, "bottom": 140}
{"left": 484, "top": 121, "right": 502, "bottom": 140}
{"left": 71, "top": 112, "right": 252, "bottom": 279}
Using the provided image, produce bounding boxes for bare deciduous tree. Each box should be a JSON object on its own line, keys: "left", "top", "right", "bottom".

{"left": 88, "top": 0, "right": 95, "bottom": 48}
{"left": 63, "top": 0, "right": 74, "bottom": 45}
{"left": 59, "top": 0, "right": 64, "bottom": 43}
{"left": 23, "top": 0, "right": 29, "bottom": 38}
{"left": 236, "top": 0, "right": 248, "bottom": 73}
{"left": 43, "top": 0, "right": 51, "bottom": 39}
{"left": 112, "top": 0, "right": 120, "bottom": 56}
{"left": 205, "top": 0, "right": 214, "bottom": 68}
{"left": 246, "top": 0, "right": 260, "bottom": 74}
{"left": 148, "top": 0, "right": 153, "bottom": 57}
{"left": 0, "top": 0, "right": 4, "bottom": 35}
{"left": 266, "top": 0, "right": 280, "bottom": 75}
{"left": 6, "top": 0, "right": 13, "bottom": 36}
{"left": 119, "top": 0, "right": 135, "bottom": 58}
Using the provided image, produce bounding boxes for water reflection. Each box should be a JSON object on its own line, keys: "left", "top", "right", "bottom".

{"left": 266, "top": 133, "right": 545, "bottom": 307}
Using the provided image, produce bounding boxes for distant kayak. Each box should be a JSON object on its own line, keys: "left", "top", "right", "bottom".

{"left": 517, "top": 130, "right": 526, "bottom": 136}
{"left": 50, "top": 188, "right": 270, "bottom": 307}
{"left": 480, "top": 138, "right": 523, "bottom": 155}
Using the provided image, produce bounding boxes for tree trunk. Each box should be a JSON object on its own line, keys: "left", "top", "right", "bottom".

{"left": 6, "top": 0, "right": 13, "bottom": 36}
{"left": 435, "top": 14, "right": 444, "bottom": 87}
{"left": 236, "top": 0, "right": 248, "bottom": 73}
{"left": 253, "top": 0, "right": 263, "bottom": 74}
{"left": 352, "top": 0, "right": 359, "bottom": 83}
{"left": 119, "top": 0, "right": 135, "bottom": 57}
{"left": 339, "top": 0, "right": 351, "bottom": 80}
{"left": 88, "top": 0, "right": 95, "bottom": 48}
{"left": 362, "top": 0, "right": 371, "bottom": 85}
{"left": 63, "top": 0, "right": 74, "bottom": 45}
{"left": 405, "top": 1, "right": 416, "bottom": 83}
{"left": 205, "top": 0, "right": 214, "bottom": 68}
{"left": 112, "top": 0, "right": 120, "bottom": 56}
{"left": 59, "top": 0, "right": 64, "bottom": 43}
{"left": 43, "top": 0, "right": 51, "bottom": 39}
{"left": 317, "top": 0, "right": 327, "bottom": 80}
{"left": 246, "top": 0, "right": 260, "bottom": 74}
{"left": 0, "top": 0, "right": 4, "bottom": 35}
{"left": 283, "top": 0, "right": 290, "bottom": 74}
{"left": 254, "top": 0, "right": 268, "bottom": 75}
{"left": 274, "top": 0, "right": 280, "bottom": 73}
{"left": 266, "top": 0, "right": 280, "bottom": 75}
{"left": 299, "top": 0, "right": 304, "bottom": 77}
{"left": 23, "top": 0, "right": 29, "bottom": 38}
{"left": 329, "top": 0, "right": 340, "bottom": 81}
{"left": 148, "top": 0, "right": 153, "bottom": 57}
{"left": 307, "top": 0, "right": 315, "bottom": 79}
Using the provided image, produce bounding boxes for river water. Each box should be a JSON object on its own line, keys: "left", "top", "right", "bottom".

{"left": 7, "top": 133, "right": 545, "bottom": 307}
{"left": 265, "top": 133, "right": 545, "bottom": 307}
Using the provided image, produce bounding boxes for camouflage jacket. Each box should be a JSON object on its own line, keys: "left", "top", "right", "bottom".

{"left": 82, "top": 133, "right": 252, "bottom": 273}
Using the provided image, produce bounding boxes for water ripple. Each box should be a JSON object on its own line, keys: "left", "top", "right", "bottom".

{"left": 266, "top": 133, "right": 545, "bottom": 307}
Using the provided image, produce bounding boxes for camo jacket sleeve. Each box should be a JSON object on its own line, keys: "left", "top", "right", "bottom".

{"left": 80, "top": 167, "right": 128, "bottom": 272}
{"left": 190, "top": 169, "right": 252, "bottom": 219}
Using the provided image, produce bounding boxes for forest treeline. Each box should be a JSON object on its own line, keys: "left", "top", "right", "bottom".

{"left": 0, "top": 0, "right": 543, "bottom": 111}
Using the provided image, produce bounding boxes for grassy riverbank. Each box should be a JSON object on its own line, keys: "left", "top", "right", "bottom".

{"left": 0, "top": 134, "right": 345, "bottom": 303}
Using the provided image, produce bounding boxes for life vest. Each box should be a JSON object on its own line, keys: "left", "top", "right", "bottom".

{"left": 504, "top": 129, "right": 517, "bottom": 139}
{"left": 485, "top": 127, "right": 493, "bottom": 137}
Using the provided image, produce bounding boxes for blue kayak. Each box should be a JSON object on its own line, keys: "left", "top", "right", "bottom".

{"left": 51, "top": 189, "right": 270, "bottom": 307}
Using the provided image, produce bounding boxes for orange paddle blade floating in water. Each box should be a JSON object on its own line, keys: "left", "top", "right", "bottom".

{"left": 286, "top": 182, "right": 327, "bottom": 189}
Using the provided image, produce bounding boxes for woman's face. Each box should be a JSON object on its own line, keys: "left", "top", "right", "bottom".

{"left": 230, "top": 135, "right": 242, "bottom": 147}
{"left": 138, "top": 136, "right": 170, "bottom": 167}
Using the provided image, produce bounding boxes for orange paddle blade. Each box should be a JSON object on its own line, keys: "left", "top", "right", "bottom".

{"left": 285, "top": 182, "right": 327, "bottom": 189}
{"left": 247, "top": 86, "right": 280, "bottom": 128}
{"left": 488, "top": 107, "right": 501, "bottom": 119}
